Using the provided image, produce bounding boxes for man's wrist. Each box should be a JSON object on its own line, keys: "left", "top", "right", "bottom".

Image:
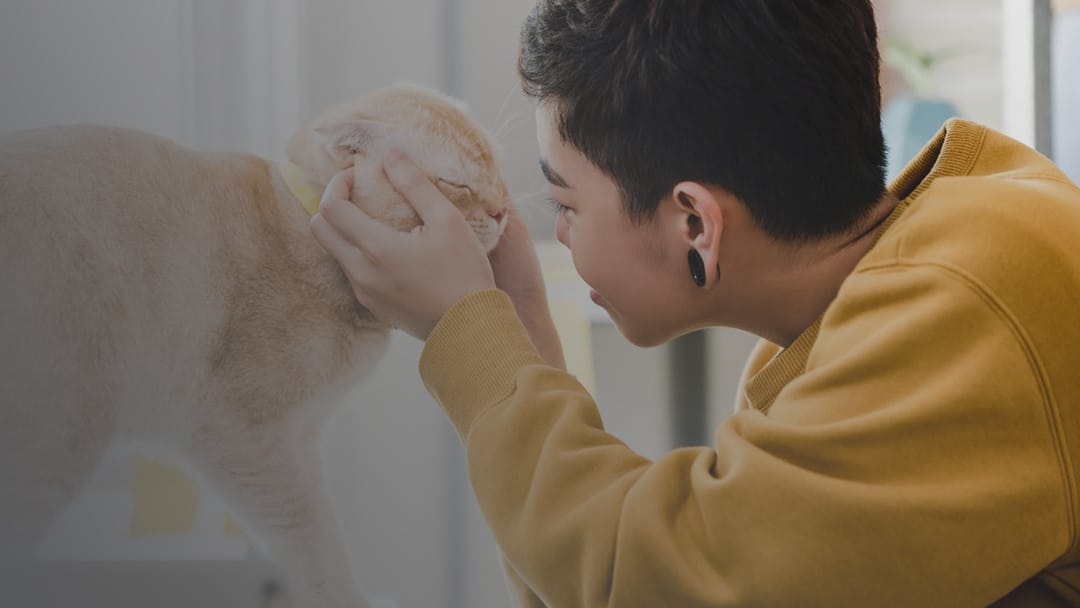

{"left": 512, "top": 300, "right": 565, "bottom": 370}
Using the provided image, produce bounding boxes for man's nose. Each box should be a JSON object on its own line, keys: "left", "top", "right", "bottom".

{"left": 554, "top": 216, "right": 570, "bottom": 248}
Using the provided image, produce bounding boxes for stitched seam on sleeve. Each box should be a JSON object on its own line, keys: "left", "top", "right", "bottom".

{"left": 854, "top": 259, "right": 1079, "bottom": 560}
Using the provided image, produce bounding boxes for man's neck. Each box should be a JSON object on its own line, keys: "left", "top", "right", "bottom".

{"left": 744, "top": 192, "right": 901, "bottom": 347}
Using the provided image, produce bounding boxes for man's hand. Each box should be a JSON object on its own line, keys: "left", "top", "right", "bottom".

{"left": 310, "top": 150, "right": 494, "bottom": 340}
{"left": 488, "top": 206, "right": 566, "bottom": 370}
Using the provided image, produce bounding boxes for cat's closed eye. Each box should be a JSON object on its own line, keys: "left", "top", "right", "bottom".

{"left": 435, "top": 177, "right": 475, "bottom": 207}
{"left": 436, "top": 177, "right": 469, "bottom": 190}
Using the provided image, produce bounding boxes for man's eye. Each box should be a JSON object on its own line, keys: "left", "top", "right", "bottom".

{"left": 547, "top": 197, "right": 572, "bottom": 215}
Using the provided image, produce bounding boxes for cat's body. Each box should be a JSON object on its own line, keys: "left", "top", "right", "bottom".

{"left": 0, "top": 84, "right": 508, "bottom": 608}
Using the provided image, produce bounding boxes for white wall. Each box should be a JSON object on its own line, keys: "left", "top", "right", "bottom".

{"left": 1054, "top": 4, "right": 1080, "bottom": 180}
{"left": 0, "top": 0, "right": 304, "bottom": 158}
{"left": 0, "top": 0, "right": 187, "bottom": 140}
{"left": 304, "top": 0, "right": 446, "bottom": 113}
{"left": 321, "top": 335, "right": 461, "bottom": 608}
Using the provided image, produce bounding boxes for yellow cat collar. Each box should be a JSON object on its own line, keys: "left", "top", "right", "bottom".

{"left": 280, "top": 161, "right": 322, "bottom": 217}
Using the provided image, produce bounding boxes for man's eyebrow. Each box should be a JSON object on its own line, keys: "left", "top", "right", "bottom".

{"left": 539, "top": 158, "right": 571, "bottom": 189}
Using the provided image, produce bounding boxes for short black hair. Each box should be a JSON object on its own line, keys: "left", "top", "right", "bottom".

{"left": 518, "top": 0, "right": 887, "bottom": 241}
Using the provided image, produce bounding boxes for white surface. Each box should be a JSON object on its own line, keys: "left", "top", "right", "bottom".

{"left": 1053, "top": 9, "right": 1080, "bottom": 182}
{"left": 35, "top": 445, "right": 252, "bottom": 562}
{"left": 1003, "top": 0, "right": 1039, "bottom": 147}
{"left": 0, "top": 0, "right": 186, "bottom": 140}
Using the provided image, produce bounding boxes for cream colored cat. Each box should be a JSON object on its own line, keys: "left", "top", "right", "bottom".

{"left": 0, "top": 83, "right": 509, "bottom": 608}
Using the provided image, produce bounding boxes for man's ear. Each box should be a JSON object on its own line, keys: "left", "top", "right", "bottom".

{"left": 313, "top": 117, "right": 391, "bottom": 164}
{"left": 673, "top": 181, "right": 724, "bottom": 286}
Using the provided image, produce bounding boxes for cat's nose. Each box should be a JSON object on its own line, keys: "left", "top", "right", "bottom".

{"left": 489, "top": 210, "right": 506, "bottom": 223}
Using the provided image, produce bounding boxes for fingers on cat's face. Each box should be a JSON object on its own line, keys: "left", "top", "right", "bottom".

{"left": 317, "top": 83, "right": 511, "bottom": 252}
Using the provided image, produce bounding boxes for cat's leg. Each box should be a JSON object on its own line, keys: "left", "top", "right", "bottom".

{"left": 189, "top": 414, "right": 370, "bottom": 608}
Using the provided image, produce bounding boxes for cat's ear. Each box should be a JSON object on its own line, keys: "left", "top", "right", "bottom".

{"left": 314, "top": 119, "right": 390, "bottom": 163}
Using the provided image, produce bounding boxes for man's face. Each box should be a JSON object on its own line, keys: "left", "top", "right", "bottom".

{"left": 535, "top": 105, "right": 695, "bottom": 347}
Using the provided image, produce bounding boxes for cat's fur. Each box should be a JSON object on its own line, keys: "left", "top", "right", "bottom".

{"left": 0, "top": 83, "right": 509, "bottom": 608}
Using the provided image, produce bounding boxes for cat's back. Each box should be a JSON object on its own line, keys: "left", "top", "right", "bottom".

{"left": 0, "top": 125, "right": 258, "bottom": 435}
{"left": 0, "top": 124, "right": 232, "bottom": 312}
{"left": 1, "top": 125, "right": 205, "bottom": 228}
{"left": 1, "top": 124, "right": 187, "bottom": 177}
{"left": 1, "top": 123, "right": 187, "bottom": 162}
{"left": 5, "top": 126, "right": 192, "bottom": 248}
{"left": 0, "top": 124, "right": 268, "bottom": 270}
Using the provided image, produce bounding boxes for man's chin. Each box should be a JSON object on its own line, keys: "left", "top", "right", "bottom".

{"left": 613, "top": 318, "right": 674, "bottom": 348}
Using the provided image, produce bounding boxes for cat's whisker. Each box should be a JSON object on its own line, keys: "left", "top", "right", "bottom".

{"left": 492, "top": 140, "right": 543, "bottom": 153}
{"left": 509, "top": 189, "right": 562, "bottom": 227}
{"left": 491, "top": 84, "right": 519, "bottom": 141}
{"left": 493, "top": 110, "right": 526, "bottom": 145}
{"left": 513, "top": 187, "right": 555, "bottom": 208}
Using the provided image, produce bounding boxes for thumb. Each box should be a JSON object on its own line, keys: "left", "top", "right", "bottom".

{"left": 320, "top": 168, "right": 356, "bottom": 210}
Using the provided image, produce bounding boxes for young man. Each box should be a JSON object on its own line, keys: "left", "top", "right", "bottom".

{"left": 311, "top": 0, "right": 1080, "bottom": 605}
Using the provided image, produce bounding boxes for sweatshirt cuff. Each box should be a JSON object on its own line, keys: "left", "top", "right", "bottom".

{"left": 419, "top": 289, "right": 546, "bottom": 439}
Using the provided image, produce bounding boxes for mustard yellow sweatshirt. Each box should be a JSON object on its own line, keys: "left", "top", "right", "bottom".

{"left": 419, "top": 119, "right": 1080, "bottom": 607}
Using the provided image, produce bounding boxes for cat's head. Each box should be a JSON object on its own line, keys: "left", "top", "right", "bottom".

{"left": 285, "top": 83, "right": 509, "bottom": 252}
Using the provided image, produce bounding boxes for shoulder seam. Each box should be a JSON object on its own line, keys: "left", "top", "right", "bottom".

{"left": 1002, "top": 173, "right": 1079, "bottom": 189}
{"left": 854, "top": 258, "right": 1079, "bottom": 560}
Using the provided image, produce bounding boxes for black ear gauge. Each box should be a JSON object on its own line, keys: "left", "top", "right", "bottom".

{"left": 688, "top": 250, "right": 707, "bottom": 287}
{"left": 689, "top": 250, "right": 723, "bottom": 287}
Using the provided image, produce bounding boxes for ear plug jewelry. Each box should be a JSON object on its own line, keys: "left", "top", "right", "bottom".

{"left": 688, "top": 250, "right": 707, "bottom": 287}
{"left": 688, "top": 250, "right": 721, "bottom": 287}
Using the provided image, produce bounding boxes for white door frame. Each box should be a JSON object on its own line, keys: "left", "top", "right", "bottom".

{"left": 177, "top": 0, "right": 307, "bottom": 158}
{"left": 1002, "top": 0, "right": 1054, "bottom": 154}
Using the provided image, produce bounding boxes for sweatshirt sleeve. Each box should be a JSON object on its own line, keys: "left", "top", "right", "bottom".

{"left": 419, "top": 270, "right": 1071, "bottom": 606}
